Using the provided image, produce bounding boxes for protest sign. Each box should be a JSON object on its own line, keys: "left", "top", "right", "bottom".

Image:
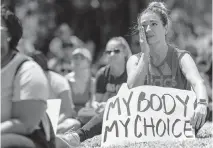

{"left": 46, "top": 99, "right": 61, "bottom": 134}
{"left": 101, "top": 84, "right": 196, "bottom": 147}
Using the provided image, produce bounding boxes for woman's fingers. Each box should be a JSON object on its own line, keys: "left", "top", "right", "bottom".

{"left": 195, "top": 113, "right": 202, "bottom": 129}
{"left": 196, "top": 105, "right": 207, "bottom": 129}
{"left": 190, "top": 112, "right": 196, "bottom": 129}
{"left": 139, "top": 26, "right": 146, "bottom": 43}
{"left": 191, "top": 112, "right": 206, "bottom": 130}
{"left": 139, "top": 26, "right": 150, "bottom": 54}
{"left": 200, "top": 115, "right": 205, "bottom": 129}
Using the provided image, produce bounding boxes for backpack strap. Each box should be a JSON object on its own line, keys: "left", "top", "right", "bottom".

{"left": 14, "top": 59, "right": 29, "bottom": 77}
{"left": 13, "top": 59, "right": 29, "bottom": 89}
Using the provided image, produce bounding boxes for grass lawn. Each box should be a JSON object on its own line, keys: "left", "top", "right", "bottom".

{"left": 79, "top": 121, "right": 213, "bottom": 148}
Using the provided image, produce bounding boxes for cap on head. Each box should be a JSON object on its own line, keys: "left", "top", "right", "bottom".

{"left": 72, "top": 48, "right": 92, "bottom": 62}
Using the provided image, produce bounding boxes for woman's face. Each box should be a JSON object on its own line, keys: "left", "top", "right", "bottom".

{"left": 72, "top": 54, "right": 90, "bottom": 69}
{"left": 1, "top": 26, "right": 10, "bottom": 59}
{"left": 105, "top": 40, "right": 126, "bottom": 65}
{"left": 139, "top": 12, "right": 167, "bottom": 45}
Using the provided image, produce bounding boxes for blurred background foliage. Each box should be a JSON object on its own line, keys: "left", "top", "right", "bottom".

{"left": 2, "top": 0, "right": 212, "bottom": 106}
{"left": 2, "top": 0, "right": 212, "bottom": 59}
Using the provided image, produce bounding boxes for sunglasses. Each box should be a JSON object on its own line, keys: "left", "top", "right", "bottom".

{"left": 105, "top": 49, "right": 121, "bottom": 55}
{"left": 62, "top": 42, "right": 74, "bottom": 48}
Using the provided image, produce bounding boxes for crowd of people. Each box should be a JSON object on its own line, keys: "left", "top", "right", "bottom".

{"left": 1, "top": 1, "right": 212, "bottom": 148}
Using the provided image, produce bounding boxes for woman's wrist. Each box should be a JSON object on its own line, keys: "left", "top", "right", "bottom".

{"left": 197, "top": 99, "right": 208, "bottom": 106}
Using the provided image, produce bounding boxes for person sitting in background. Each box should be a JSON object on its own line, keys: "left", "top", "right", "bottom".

{"left": 65, "top": 48, "right": 96, "bottom": 127}
{"left": 30, "top": 51, "right": 81, "bottom": 134}
{"left": 48, "top": 41, "right": 74, "bottom": 76}
{"left": 95, "top": 37, "right": 132, "bottom": 102}
{"left": 56, "top": 37, "right": 132, "bottom": 148}
{"left": 1, "top": 6, "right": 55, "bottom": 148}
{"left": 48, "top": 23, "right": 84, "bottom": 76}
{"left": 126, "top": 1, "right": 208, "bottom": 132}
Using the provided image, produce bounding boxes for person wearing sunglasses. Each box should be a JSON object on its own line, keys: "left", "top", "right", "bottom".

{"left": 56, "top": 36, "right": 132, "bottom": 147}
{"left": 95, "top": 37, "right": 132, "bottom": 102}
{"left": 127, "top": 1, "right": 208, "bottom": 133}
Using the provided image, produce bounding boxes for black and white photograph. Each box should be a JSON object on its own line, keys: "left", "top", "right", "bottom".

{"left": 1, "top": 0, "right": 212, "bottom": 147}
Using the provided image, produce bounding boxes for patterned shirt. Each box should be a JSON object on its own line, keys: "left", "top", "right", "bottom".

{"left": 136, "top": 45, "right": 191, "bottom": 90}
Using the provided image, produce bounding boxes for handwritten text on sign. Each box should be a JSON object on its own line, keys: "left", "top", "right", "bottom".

{"left": 101, "top": 84, "right": 196, "bottom": 147}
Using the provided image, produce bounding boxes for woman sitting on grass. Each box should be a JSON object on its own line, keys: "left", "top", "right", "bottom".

{"left": 65, "top": 47, "right": 96, "bottom": 129}
{"left": 126, "top": 1, "right": 208, "bottom": 131}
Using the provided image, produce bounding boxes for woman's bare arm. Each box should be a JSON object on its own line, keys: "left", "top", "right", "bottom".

{"left": 126, "top": 54, "right": 149, "bottom": 88}
{"left": 180, "top": 53, "right": 208, "bottom": 129}
{"left": 180, "top": 54, "right": 208, "bottom": 105}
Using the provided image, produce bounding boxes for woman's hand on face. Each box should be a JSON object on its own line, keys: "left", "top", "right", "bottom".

{"left": 139, "top": 26, "right": 150, "bottom": 55}
{"left": 190, "top": 104, "right": 207, "bottom": 130}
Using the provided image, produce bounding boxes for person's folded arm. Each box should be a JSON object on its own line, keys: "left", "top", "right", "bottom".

{"left": 127, "top": 54, "right": 149, "bottom": 89}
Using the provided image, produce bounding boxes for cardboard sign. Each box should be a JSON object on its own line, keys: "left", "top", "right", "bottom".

{"left": 101, "top": 84, "right": 196, "bottom": 147}
{"left": 46, "top": 99, "right": 61, "bottom": 134}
